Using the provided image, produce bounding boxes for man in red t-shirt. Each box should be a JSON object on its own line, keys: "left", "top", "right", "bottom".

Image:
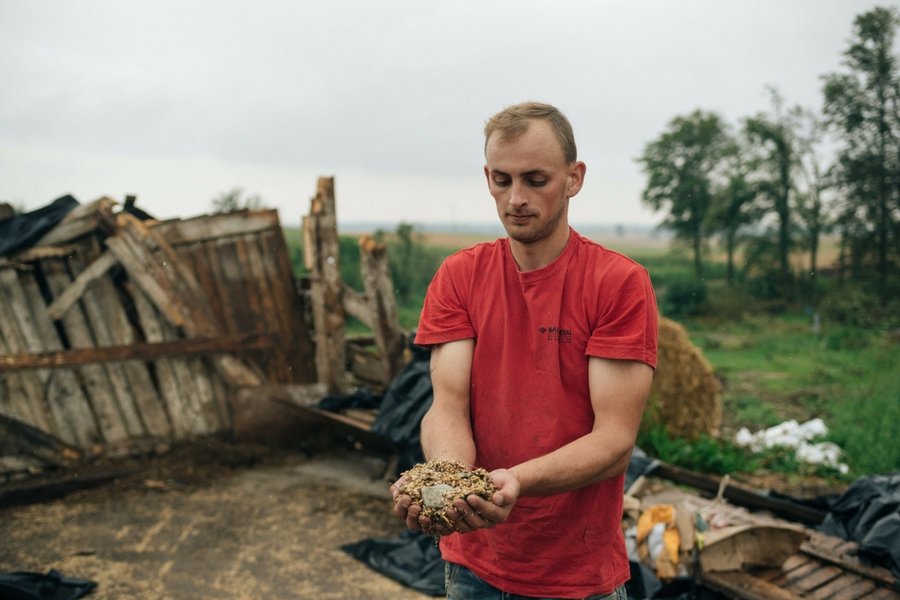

{"left": 392, "top": 101, "right": 658, "bottom": 599}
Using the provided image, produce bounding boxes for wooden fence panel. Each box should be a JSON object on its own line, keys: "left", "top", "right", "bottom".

{"left": 18, "top": 270, "right": 99, "bottom": 447}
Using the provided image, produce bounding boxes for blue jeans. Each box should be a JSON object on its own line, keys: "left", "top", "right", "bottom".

{"left": 445, "top": 562, "right": 628, "bottom": 600}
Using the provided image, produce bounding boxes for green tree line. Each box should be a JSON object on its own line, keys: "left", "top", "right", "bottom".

{"left": 638, "top": 6, "right": 900, "bottom": 305}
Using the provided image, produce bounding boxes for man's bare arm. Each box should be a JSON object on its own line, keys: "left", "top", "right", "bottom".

{"left": 504, "top": 357, "right": 653, "bottom": 496}
{"left": 420, "top": 339, "right": 477, "bottom": 465}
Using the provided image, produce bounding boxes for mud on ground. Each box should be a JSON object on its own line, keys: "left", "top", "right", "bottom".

{"left": 0, "top": 439, "right": 427, "bottom": 599}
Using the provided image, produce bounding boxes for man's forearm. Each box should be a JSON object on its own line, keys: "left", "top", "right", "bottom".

{"left": 509, "top": 429, "right": 635, "bottom": 496}
{"left": 420, "top": 404, "right": 477, "bottom": 467}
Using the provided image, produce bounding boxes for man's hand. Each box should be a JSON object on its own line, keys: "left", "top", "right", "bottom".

{"left": 390, "top": 476, "right": 454, "bottom": 536}
{"left": 446, "top": 468, "right": 519, "bottom": 534}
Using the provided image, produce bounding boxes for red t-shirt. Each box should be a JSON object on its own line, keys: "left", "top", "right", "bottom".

{"left": 415, "top": 229, "right": 658, "bottom": 598}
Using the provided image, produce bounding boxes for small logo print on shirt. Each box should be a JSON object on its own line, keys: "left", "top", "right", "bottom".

{"left": 540, "top": 325, "right": 572, "bottom": 343}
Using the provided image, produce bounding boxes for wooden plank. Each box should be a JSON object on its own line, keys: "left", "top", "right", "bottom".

{"left": 129, "top": 288, "right": 195, "bottom": 438}
{"left": 18, "top": 270, "right": 100, "bottom": 447}
{"left": 107, "top": 214, "right": 262, "bottom": 387}
{"left": 343, "top": 285, "right": 374, "bottom": 328}
{"left": 359, "top": 235, "right": 407, "bottom": 383}
{"left": 701, "top": 570, "right": 803, "bottom": 600}
{"left": 34, "top": 197, "right": 115, "bottom": 246}
{"left": 67, "top": 250, "right": 146, "bottom": 438}
{"left": 809, "top": 574, "right": 867, "bottom": 599}
{"left": 802, "top": 535, "right": 897, "bottom": 586}
{"left": 42, "top": 258, "right": 129, "bottom": 443}
{"left": 651, "top": 462, "right": 828, "bottom": 525}
{"left": 259, "top": 228, "right": 317, "bottom": 383}
{"left": 200, "top": 239, "right": 240, "bottom": 333}
{"left": 0, "top": 332, "right": 277, "bottom": 372}
{"left": 150, "top": 210, "right": 280, "bottom": 246}
{"left": 827, "top": 579, "right": 878, "bottom": 600}
{"left": 0, "top": 268, "right": 55, "bottom": 433}
{"left": 303, "top": 177, "right": 347, "bottom": 393}
{"left": 240, "top": 233, "right": 284, "bottom": 382}
{"left": 791, "top": 565, "right": 842, "bottom": 594}
{"left": 45, "top": 251, "right": 117, "bottom": 320}
{"left": 864, "top": 588, "right": 900, "bottom": 599}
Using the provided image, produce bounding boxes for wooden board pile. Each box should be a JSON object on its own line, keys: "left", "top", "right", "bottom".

{"left": 0, "top": 197, "right": 315, "bottom": 481}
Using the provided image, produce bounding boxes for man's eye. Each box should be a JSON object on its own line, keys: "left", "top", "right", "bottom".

{"left": 527, "top": 179, "right": 547, "bottom": 187}
{"left": 493, "top": 178, "right": 511, "bottom": 187}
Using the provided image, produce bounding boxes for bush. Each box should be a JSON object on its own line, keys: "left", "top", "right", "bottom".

{"left": 662, "top": 278, "right": 707, "bottom": 317}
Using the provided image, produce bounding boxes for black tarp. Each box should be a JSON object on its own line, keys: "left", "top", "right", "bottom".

{"left": 0, "top": 195, "right": 79, "bottom": 257}
{"left": 818, "top": 473, "right": 900, "bottom": 578}
{"left": 0, "top": 569, "right": 96, "bottom": 600}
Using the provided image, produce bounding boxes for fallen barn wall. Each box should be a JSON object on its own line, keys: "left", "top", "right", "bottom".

{"left": 0, "top": 198, "right": 317, "bottom": 474}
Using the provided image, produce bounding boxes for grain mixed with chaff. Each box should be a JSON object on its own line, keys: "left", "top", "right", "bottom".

{"left": 398, "top": 459, "right": 497, "bottom": 528}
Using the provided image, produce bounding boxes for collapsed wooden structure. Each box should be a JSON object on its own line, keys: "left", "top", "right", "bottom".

{"left": 0, "top": 178, "right": 407, "bottom": 478}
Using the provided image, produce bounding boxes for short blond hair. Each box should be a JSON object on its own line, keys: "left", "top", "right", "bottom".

{"left": 483, "top": 101, "right": 577, "bottom": 163}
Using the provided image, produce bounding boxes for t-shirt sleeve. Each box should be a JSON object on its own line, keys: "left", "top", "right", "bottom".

{"left": 414, "top": 259, "right": 476, "bottom": 346}
{"left": 585, "top": 265, "right": 659, "bottom": 368}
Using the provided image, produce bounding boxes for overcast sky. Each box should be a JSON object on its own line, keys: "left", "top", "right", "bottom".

{"left": 0, "top": 1, "right": 893, "bottom": 229}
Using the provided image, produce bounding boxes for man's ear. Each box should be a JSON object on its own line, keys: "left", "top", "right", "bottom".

{"left": 566, "top": 161, "right": 587, "bottom": 198}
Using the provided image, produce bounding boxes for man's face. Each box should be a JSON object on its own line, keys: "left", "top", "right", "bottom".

{"left": 484, "top": 119, "right": 584, "bottom": 245}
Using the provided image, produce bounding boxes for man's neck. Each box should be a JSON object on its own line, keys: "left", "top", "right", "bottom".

{"left": 509, "top": 227, "right": 571, "bottom": 272}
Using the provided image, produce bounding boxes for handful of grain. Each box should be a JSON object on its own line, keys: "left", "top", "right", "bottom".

{"left": 398, "top": 459, "right": 497, "bottom": 528}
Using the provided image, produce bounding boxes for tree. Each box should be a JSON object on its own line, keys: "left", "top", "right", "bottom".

{"left": 708, "top": 140, "right": 759, "bottom": 285}
{"left": 211, "top": 187, "right": 267, "bottom": 213}
{"left": 792, "top": 107, "right": 832, "bottom": 285}
{"left": 744, "top": 89, "right": 800, "bottom": 292}
{"left": 639, "top": 110, "right": 732, "bottom": 279}
{"left": 822, "top": 6, "right": 900, "bottom": 292}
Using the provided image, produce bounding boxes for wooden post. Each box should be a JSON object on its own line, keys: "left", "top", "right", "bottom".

{"left": 302, "top": 177, "right": 348, "bottom": 394}
{"left": 359, "top": 235, "right": 407, "bottom": 383}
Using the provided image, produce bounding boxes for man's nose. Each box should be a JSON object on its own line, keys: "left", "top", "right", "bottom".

{"left": 509, "top": 181, "right": 527, "bottom": 207}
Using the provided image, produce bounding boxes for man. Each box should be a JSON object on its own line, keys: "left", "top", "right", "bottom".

{"left": 392, "top": 101, "right": 658, "bottom": 600}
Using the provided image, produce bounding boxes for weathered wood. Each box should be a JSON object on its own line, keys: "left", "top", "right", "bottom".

{"left": 42, "top": 258, "right": 129, "bottom": 443}
{"left": 107, "top": 214, "right": 262, "bottom": 387}
{"left": 150, "top": 210, "right": 281, "bottom": 246}
{"left": 17, "top": 271, "right": 99, "bottom": 447}
{"left": 5, "top": 245, "right": 77, "bottom": 263}
{"left": 347, "top": 342, "right": 389, "bottom": 387}
{"left": 0, "top": 465, "right": 136, "bottom": 508}
{"left": 0, "top": 332, "right": 277, "bottom": 372}
{"left": 259, "top": 228, "right": 316, "bottom": 383}
{"left": 802, "top": 532, "right": 898, "bottom": 587}
{"left": 239, "top": 233, "right": 283, "bottom": 381}
{"left": 45, "top": 251, "right": 117, "bottom": 320}
{"left": 67, "top": 250, "right": 146, "bottom": 439}
{"left": 34, "top": 197, "right": 116, "bottom": 246}
{"left": 129, "top": 287, "right": 197, "bottom": 438}
{"left": 302, "top": 177, "right": 347, "bottom": 393}
{"left": 701, "top": 570, "right": 803, "bottom": 600}
{"left": 0, "top": 268, "right": 56, "bottom": 433}
{"left": 650, "top": 462, "right": 827, "bottom": 525}
{"left": 359, "top": 235, "right": 407, "bottom": 383}
{"left": 343, "top": 285, "right": 374, "bottom": 328}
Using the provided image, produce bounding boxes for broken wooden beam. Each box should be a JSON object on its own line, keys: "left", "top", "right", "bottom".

{"left": 359, "top": 235, "right": 407, "bottom": 383}
{"left": 649, "top": 463, "right": 828, "bottom": 526}
{"left": 45, "top": 251, "right": 118, "bottom": 320}
{"left": 302, "top": 176, "right": 348, "bottom": 393}
{"left": 0, "top": 332, "right": 277, "bottom": 373}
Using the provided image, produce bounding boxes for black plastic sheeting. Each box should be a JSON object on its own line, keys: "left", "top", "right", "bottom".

{"left": 0, "top": 195, "right": 79, "bottom": 257}
{"left": 817, "top": 473, "right": 900, "bottom": 578}
{"left": 0, "top": 569, "right": 97, "bottom": 600}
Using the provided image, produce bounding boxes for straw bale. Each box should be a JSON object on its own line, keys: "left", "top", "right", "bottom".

{"left": 645, "top": 317, "right": 722, "bottom": 439}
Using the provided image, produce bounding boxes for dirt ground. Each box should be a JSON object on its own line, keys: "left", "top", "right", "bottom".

{"left": 0, "top": 439, "right": 430, "bottom": 599}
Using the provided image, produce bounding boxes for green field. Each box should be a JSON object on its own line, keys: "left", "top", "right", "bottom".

{"left": 284, "top": 226, "right": 900, "bottom": 481}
